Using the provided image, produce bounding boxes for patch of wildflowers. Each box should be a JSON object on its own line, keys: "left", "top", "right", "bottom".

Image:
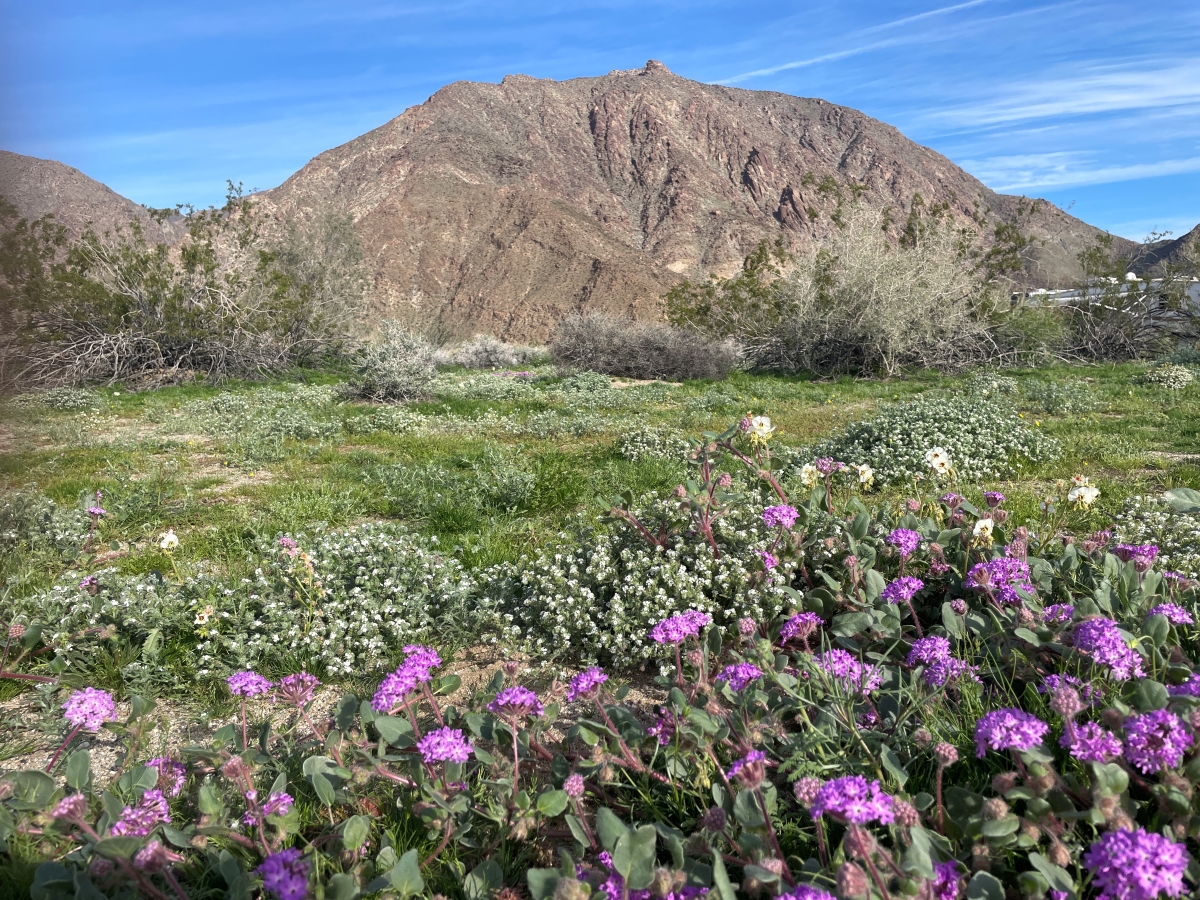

{"left": 1083, "top": 829, "right": 1186, "bottom": 900}
{"left": 810, "top": 775, "right": 895, "bottom": 825}
{"left": 1072, "top": 618, "right": 1145, "bottom": 680}
{"left": 883, "top": 576, "right": 924, "bottom": 603}
{"left": 886, "top": 529, "right": 921, "bottom": 557}
{"left": 650, "top": 610, "right": 711, "bottom": 644}
{"left": 227, "top": 671, "right": 273, "bottom": 697}
{"left": 816, "top": 649, "right": 882, "bottom": 695}
{"left": 257, "top": 848, "right": 311, "bottom": 900}
{"left": 487, "top": 686, "right": 544, "bottom": 719}
{"left": 1122, "top": 709, "right": 1193, "bottom": 773}
{"left": 974, "top": 708, "right": 1050, "bottom": 757}
{"left": 566, "top": 667, "right": 608, "bottom": 702}
{"left": 715, "top": 663, "right": 763, "bottom": 691}
{"left": 416, "top": 727, "right": 474, "bottom": 764}
{"left": 762, "top": 505, "right": 799, "bottom": 529}
{"left": 62, "top": 688, "right": 115, "bottom": 732}
{"left": 964, "top": 558, "right": 1035, "bottom": 605}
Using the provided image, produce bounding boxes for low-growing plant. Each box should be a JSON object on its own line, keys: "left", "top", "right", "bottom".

{"left": 808, "top": 395, "right": 1060, "bottom": 486}
{"left": 550, "top": 313, "right": 741, "bottom": 381}
{"left": 341, "top": 322, "right": 436, "bottom": 402}
{"left": 1139, "top": 364, "right": 1194, "bottom": 390}
{"left": 433, "top": 334, "right": 547, "bottom": 369}
{"left": 1112, "top": 490, "right": 1200, "bottom": 579}
{"left": 617, "top": 426, "right": 690, "bottom": 463}
{"left": 1021, "top": 379, "right": 1096, "bottom": 415}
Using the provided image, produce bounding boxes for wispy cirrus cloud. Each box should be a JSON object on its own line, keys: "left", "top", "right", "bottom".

{"left": 963, "top": 151, "right": 1200, "bottom": 191}
{"left": 931, "top": 59, "right": 1200, "bottom": 128}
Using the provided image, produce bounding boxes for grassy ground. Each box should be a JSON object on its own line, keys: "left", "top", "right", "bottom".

{"left": 1, "top": 362, "right": 1197, "bottom": 594}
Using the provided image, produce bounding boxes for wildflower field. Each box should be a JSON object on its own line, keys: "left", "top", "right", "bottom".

{"left": 2, "top": 361, "right": 1200, "bottom": 900}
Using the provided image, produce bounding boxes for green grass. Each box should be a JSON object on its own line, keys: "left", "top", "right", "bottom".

{"left": 2, "top": 362, "right": 1196, "bottom": 589}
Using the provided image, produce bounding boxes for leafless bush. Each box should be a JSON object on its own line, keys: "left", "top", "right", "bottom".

{"left": 433, "top": 334, "right": 547, "bottom": 369}
{"left": 341, "top": 321, "right": 435, "bottom": 401}
{"left": 549, "top": 313, "right": 741, "bottom": 381}
{"left": 759, "top": 206, "right": 995, "bottom": 375}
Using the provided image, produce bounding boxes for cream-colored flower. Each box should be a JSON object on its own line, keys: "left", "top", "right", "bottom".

{"left": 924, "top": 446, "right": 952, "bottom": 475}
{"left": 749, "top": 415, "right": 775, "bottom": 440}
{"left": 1068, "top": 485, "right": 1099, "bottom": 508}
{"left": 800, "top": 463, "right": 819, "bottom": 488}
{"left": 973, "top": 518, "right": 994, "bottom": 541}
{"left": 159, "top": 529, "right": 179, "bottom": 551}
{"left": 1039, "top": 497, "right": 1056, "bottom": 514}
{"left": 1070, "top": 474, "right": 1091, "bottom": 487}
{"left": 856, "top": 463, "right": 875, "bottom": 487}
{"left": 194, "top": 604, "right": 214, "bottom": 626}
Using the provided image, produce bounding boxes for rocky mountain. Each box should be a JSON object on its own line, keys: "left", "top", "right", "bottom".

{"left": 0, "top": 150, "right": 183, "bottom": 244}
{"left": 1134, "top": 223, "right": 1200, "bottom": 273}
{"left": 260, "top": 60, "right": 1138, "bottom": 341}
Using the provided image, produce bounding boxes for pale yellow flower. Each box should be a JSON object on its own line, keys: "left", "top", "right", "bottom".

{"left": 159, "top": 529, "right": 179, "bottom": 551}
{"left": 749, "top": 416, "right": 775, "bottom": 441}
{"left": 973, "top": 518, "right": 994, "bottom": 541}
{"left": 800, "top": 463, "right": 819, "bottom": 488}
{"left": 856, "top": 463, "right": 875, "bottom": 487}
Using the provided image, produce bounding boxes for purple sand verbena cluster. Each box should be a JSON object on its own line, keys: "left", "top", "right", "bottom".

{"left": 816, "top": 649, "right": 882, "bottom": 695}
{"left": 62, "top": 688, "right": 116, "bottom": 732}
{"left": 566, "top": 667, "right": 608, "bottom": 702}
{"left": 417, "top": 727, "right": 474, "bottom": 764}
{"left": 762, "top": 504, "right": 799, "bottom": 529}
{"left": 257, "top": 848, "right": 311, "bottom": 900}
{"left": 1061, "top": 722, "right": 1123, "bottom": 763}
{"left": 276, "top": 672, "right": 320, "bottom": 707}
{"left": 715, "top": 663, "right": 763, "bottom": 691}
{"left": 886, "top": 528, "right": 921, "bottom": 557}
{"left": 974, "top": 708, "right": 1050, "bottom": 757}
{"left": 780, "top": 612, "right": 823, "bottom": 644}
{"left": 227, "top": 671, "right": 274, "bottom": 698}
{"left": 650, "top": 609, "right": 711, "bottom": 644}
{"left": 1072, "top": 618, "right": 1145, "bottom": 680}
{"left": 1122, "top": 709, "right": 1193, "bottom": 773}
{"left": 488, "top": 686, "right": 544, "bottom": 719}
{"left": 1083, "top": 828, "right": 1186, "bottom": 900}
{"left": 110, "top": 789, "right": 171, "bottom": 836}
{"left": 964, "top": 558, "right": 1035, "bottom": 605}
{"left": 1147, "top": 604, "right": 1194, "bottom": 625}
{"left": 883, "top": 576, "right": 924, "bottom": 604}
{"left": 147, "top": 757, "right": 187, "bottom": 797}
{"left": 809, "top": 775, "right": 895, "bottom": 825}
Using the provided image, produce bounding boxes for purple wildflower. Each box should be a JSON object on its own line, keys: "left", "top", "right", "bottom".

{"left": 257, "top": 848, "right": 311, "bottom": 900}
{"left": 715, "top": 663, "right": 764, "bottom": 691}
{"left": 727, "top": 749, "right": 766, "bottom": 786}
{"left": 815, "top": 457, "right": 845, "bottom": 475}
{"left": 1168, "top": 674, "right": 1200, "bottom": 697}
{"left": 780, "top": 612, "right": 823, "bottom": 644}
{"left": 52, "top": 793, "right": 88, "bottom": 821}
{"left": 924, "top": 658, "right": 980, "bottom": 689}
{"left": 758, "top": 550, "right": 778, "bottom": 570}
{"left": 487, "top": 686, "right": 544, "bottom": 720}
{"left": 1122, "top": 709, "right": 1193, "bottom": 774}
{"left": 1043, "top": 604, "right": 1075, "bottom": 625}
{"left": 1147, "top": 604, "right": 1193, "bottom": 625}
{"left": 964, "top": 558, "right": 1035, "bottom": 605}
{"left": 973, "top": 708, "right": 1050, "bottom": 757}
{"left": 1083, "top": 829, "right": 1187, "bottom": 900}
{"left": 244, "top": 791, "right": 295, "bottom": 825}
{"left": 886, "top": 529, "right": 922, "bottom": 557}
{"left": 276, "top": 673, "right": 320, "bottom": 708}
{"left": 950, "top": 598, "right": 967, "bottom": 615}
{"left": 906, "top": 636, "right": 951, "bottom": 667}
{"left": 932, "top": 861, "right": 961, "bottom": 900}
{"left": 1113, "top": 544, "right": 1159, "bottom": 564}
{"left": 816, "top": 649, "right": 882, "bottom": 695}
{"left": 146, "top": 757, "right": 186, "bottom": 797}
{"left": 646, "top": 707, "right": 676, "bottom": 746}
{"left": 110, "top": 789, "right": 170, "bottom": 837}
{"left": 762, "top": 505, "right": 799, "bottom": 529}
{"left": 883, "top": 576, "right": 924, "bottom": 603}
{"left": 371, "top": 664, "right": 423, "bottom": 713}
{"left": 62, "top": 688, "right": 116, "bottom": 732}
{"left": 779, "top": 887, "right": 838, "bottom": 900}
{"left": 86, "top": 506, "right": 106, "bottom": 517}
{"left": 416, "top": 727, "right": 474, "bottom": 764}
{"left": 79, "top": 574, "right": 99, "bottom": 592}
{"left": 650, "top": 609, "right": 711, "bottom": 644}
{"left": 1039, "top": 674, "right": 1102, "bottom": 705}
{"left": 1060, "top": 722, "right": 1122, "bottom": 763}
{"left": 566, "top": 667, "right": 608, "bottom": 702}
{"left": 278, "top": 536, "right": 298, "bottom": 549}
{"left": 401, "top": 644, "right": 442, "bottom": 672}
{"left": 940, "top": 493, "right": 962, "bottom": 507}
{"left": 983, "top": 491, "right": 1005, "bottom": 508}
{"left": 810, "top": 775, "right": 895, "bottom": 825}
{"left": 1073, "top": 618, "right": 1145, "bottom": 681}
{"left": 564, "top": 773, "right": 585, "bottom": 799}
{"left": 227, "top": 671, "right": 273, "bottom": 698}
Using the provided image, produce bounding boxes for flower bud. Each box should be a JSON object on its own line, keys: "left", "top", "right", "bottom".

{"left": 501, "top": 660, "right": 521, "bottom": 678}
{"left": 837, "top": 862, "right": 870, "bottom": 899}
{"left": 564, "top": 773, "right": 585, "bottom": 799}
{"left": 951, "top": 599, "right": 967, "bottom": 615}
{"left": 982, "top": 798, "right": 1009, "bottom": 820}
{"left": 8, "top": 624, "right": 25, "bottom": 640}
{"left": 717, "top": 473, "right": 732, "bottom": 489}
{"left": 738, "top": 617, "right": 757, "bottom": 636}
{"left": 553, "top": 879, "right": 592, "bottom": 900}
{"left": 686, "top": 649, "right": 703, "bottom": 667}
{"left": 906, "top": 499, "right": 921, "bottom": 513}
{"left": 674, "top": 484, "right": 688, "bottom": 499}
{"left": 993, "top": 509, "right": 1009, "bottom": 524}
{"left": 702, "top": 807, "right": 727, "bottom": 832}
{"left": 793, "top": 777, "right": 821, "bottom": 806}
{"left": 1101, "top": 708, "right": 1124, "bottom": 730}
{"left": 913, "top": 728, "right": 933, "bottom": 748}
{"left": 894, "top": 800, "right": 920, "bottom": 827}
{"left": 1048, "top": 842, "right": 1071, "bottom": 868}
{"left": 991, "top": 772, "right": 1018, "bottom": 795}
{"left": 843, "top": 826, "right": 874, "bottom": 861}
{"left": 971, "top": 843, "right": 990, "bottom": 871}
{"left": 1049, "top": 687, "right": 1083, "bottom": 720}
{"left": 934, "top": 742, "right": 959, "bottom": 767}
{"left": 1109, "top": 809, "right": 1135, "bottom": 832}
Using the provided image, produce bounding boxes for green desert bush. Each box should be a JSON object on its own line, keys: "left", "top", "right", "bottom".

{"left": 340, "top": 322, "right": 436, "bottom": 402}
{"left": 809, "top": 395, "right": 1060, "bottom": 485}
{"left": 550, "top": 313, "right": 741, "bottom": 381}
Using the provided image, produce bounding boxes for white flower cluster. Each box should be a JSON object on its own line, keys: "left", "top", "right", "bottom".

{"left": 1111, "top": 496, "right": 1200, "bottom": 579}
{"left": 483, "top": 499, "right": 799, "bottom": 669}
{"left": 964, "top": 371, "right": 1019, "bottom": 399}
{"left": 809, "top": 396, "right": 1060, "bottom": 485}
{"left": 8, "top": 386, "right": 100, "bottom": 412}
{"left": 199, "top": 523, "right": 475, "bottom": 676}
{"left": 617, "top": 427, "right": 690, "bottom": 463}
{"left": 0, "top": 493, "right": 90, "bottom": 558}
{"left": 1140, "top": 365, "right": 1194, "bottom": 390}
{"left": 175, "top": 385, "right": 342, "bottom": 442}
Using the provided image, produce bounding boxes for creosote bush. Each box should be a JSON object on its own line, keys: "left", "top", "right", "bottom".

{"left": 550, "top": 312, "right": 741, "bottom": 381}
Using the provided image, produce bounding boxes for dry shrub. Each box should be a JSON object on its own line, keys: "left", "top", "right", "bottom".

{"left": 433, "top": 334, "right": 546, "bottom": 369}
{"left": 762, "top": 207, "right": 993, "bottom": 375}
{"left": 549, "top": 314, "right": 740, "bottom": 381}
{"left": 341, "top": 322, "right": 435, "bottom": 401}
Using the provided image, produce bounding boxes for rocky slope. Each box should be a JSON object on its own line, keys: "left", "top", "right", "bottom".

{"left": 0, "top": 150, "right": 183, "bottom": 243}
{"left": 260, "top": 60, "right": 1138, "bottom": 340}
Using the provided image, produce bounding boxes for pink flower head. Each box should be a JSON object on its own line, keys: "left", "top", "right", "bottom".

{"left": 780, "top": 612, "right": 823, "bottom": 645}
{"left": 816, "top": 649, "right": 882, "bottom": 696}
{"left": 62, "top": 687, "right": 116, "bottom": 732}
{"left": 487, "top": 686, "right": 543, "bottom": 720}
{"left": 564, "top": 773, "right": 585, "bottom": 798}
{"left": 402, "top": 644, "right": 442, "bottom": 672}
{"left": 566, "top": 667, "right": 608, "bottom": 702}
{"left": 110, "top": 789, "right": 171, "bottom": 837}
{"left": 727, "top": 749, "right": 766, "bottom": 787}
{"left": 1060, "top": 722, "right": 1122, "bottom": 763}
{"left": 810, "top": 775, "right": 895, "bottom": 825}
{"left": 762, "top": 505, "right": 799, "bottom": 529}
{"left": 758, "top": 550, "right": 778, "bottom": 570}
{"left": 983, "top": 491, "right": 1005, "bottom": 509}
{"left": 276, "top": 672, "right": 320, "bottom": 708}
{"left": 416, "top": 727, "right": 474, "bottom": 764}
{"left": 371, "top": 665, "right": 424, "bottom": 712}
{"left": 1072, "top": 618, "right": 1145, "bottom": 681}
{"left": 883, "top": 576, "right": 924, "bottom": 604}
{"left": 1122, "top": 709, "right": 1193, "bottom": 773}
{"left": 147, "top": 757, "right": 187, "bottom": 797}
{"left": 974, "top": 708, "right": 1049, "bottom": 757}
{"left": 650, "top": 609, "right": 711, "bottom": 644}
{"left": 1147, "top": 604, "right": 1193, "bottom": 626}
{"left": 227, "top": 671, "right": 273, "bottom": 697}
{"left": 87, "top": 506, "right": 106, "bottom": 517}
{"left": 1113, "top": 544, "right": 1159, "bottom": 564}
{"left": 965, "top": 558, "right": 1035, "bottom": 605}
{"left": 257, "top": 848, "right": 311, "bottom": 900}
{"left": 1043, "top": 604, "right": 1075, "bottom": 625}
{"left": 646, "top": 707, "right": 676, "bottom": 746}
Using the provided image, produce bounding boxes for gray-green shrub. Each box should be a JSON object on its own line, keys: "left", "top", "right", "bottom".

{"left": 550, "top": 313, "right": 741, "bottom": 381}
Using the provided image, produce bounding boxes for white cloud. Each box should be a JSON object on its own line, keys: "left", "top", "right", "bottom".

{"left": 963, "top": 151, "right": 1200, "bottom": 191}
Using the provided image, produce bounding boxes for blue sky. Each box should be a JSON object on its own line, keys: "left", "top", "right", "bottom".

{"left": 2, "top": 0, "right": 1197, "bottom": 241}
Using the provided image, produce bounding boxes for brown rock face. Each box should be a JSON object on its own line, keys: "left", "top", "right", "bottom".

{"left": 263, "top": 61, "right": 1134, "bottom": 341}
{"left": 0, "top": 150, "right": 183, "bottom": 243}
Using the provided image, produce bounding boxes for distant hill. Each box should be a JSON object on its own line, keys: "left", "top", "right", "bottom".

{"left": 0, "top": 150, "right": 183, "bottom": 243}
{"left": 259, "top": 60, "right": 1138, "bottom": 340}
{"left": 1133, "top": 223, "right": 1200, "bottom": 273}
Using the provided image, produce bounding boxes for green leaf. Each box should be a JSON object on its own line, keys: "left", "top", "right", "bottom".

{"left": 832, "top": 612, "right": 873, "bottom": 638}
{"left": 967, "top": 871, "right": 1005, "bottom": 900}
{"left": 8, "top": 771, "right": 56, "bottom": 809}
{"left": 526, "top": 870, "right": 560, "bottom": 900}
{"left": 373, "top": 716, "right": 414, "bottom": 746}
{"left": 1130, "top": 679, "right": 1168, "bottom": 712}
{"left": 851, "top": 512, "right": 870, "bottom": 540}
{"left": 326, "top": 873, "right": 360, "bottom": 900}
{"left": 536, "top": 789, "right": 569, "bottom": 818}
{"left": 864, "top": 569, "right": 887, "bottom": 602}
{"left": 65, "top": 749, "right": 92, "bottom": 792}
{"left": 436, "top": 673, "right": 463, "bottom": 695}
{"left": 612, "top": 825, "right": 657, "bottom": 890}
{"left": 219, "top": 849, "right": 243, "bottom": 887}
{"left": 388, "top": 849, "right": 425, "bottom": 897}
{"left": 981, "top": 816, "right": 1020, "bottom": 838}
{"left": 903, "top": 827, "right": 935, "bottom": 879}
{"left": 343, "top": 815, "right": 370, "bottom": 851}
{"left": 30, "top": 862, "right": 72, "bottom": 900}
{"left": 464, "top": 860, "right": 504, "bottom": 900}
{"left": 1029, "top": 851, "right": 1074, "bottom": 895}
{"left": 198, "top": 783, "right": 224, "bottom": 815}
{"left": 1165, "top": 487, "right": 1200, "bottom": 513}
{"left": 335, "top": 693, "right": 358, "bottom": 731}
{"left": 1144, "top": 615, "right": 1170, "bottom": 647}
{"left": 596, "top": 807, "right": 629, "bottom": 852}
{"left": 880, "top": 745, "right": 908, "bottom": 788}
{"left": 733, "top": 788, "right": 765, "bottom": 828}
{"left": 1013, "top": 628, "right": 1041, "bottom": 646}
{"left": 945, "top": 787, "right": 984, "bottom": 827}
{"left": 565, "top": 814, "right": 591, "bottom": 849}
{"left": 162, "top": 825, "right": 192, "bottom": 849}
{"left": 93, "top": 836, "right": 143, "bottom": 860}
{"left": 710, "top": 845, "right": 738, "bottom": 900}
